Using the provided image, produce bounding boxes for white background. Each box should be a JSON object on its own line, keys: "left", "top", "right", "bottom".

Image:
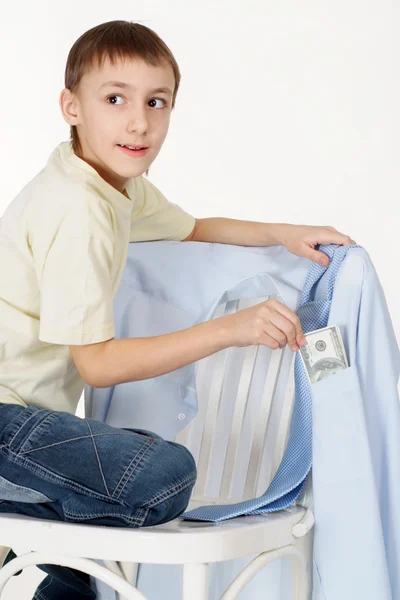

{"left": 0, "top": 1, "right": 398, "bottom": 597}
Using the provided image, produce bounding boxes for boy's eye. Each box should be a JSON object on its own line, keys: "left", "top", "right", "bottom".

{"left": 107, "top": 94, "right": 124, "bottom": 105}
{"left": 149, "top": 98, "right": 167, "bottom": 109}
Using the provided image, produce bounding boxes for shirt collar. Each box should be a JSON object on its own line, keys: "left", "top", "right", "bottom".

{"left": 51, "top": 141, "right": 137, "bottom": 212}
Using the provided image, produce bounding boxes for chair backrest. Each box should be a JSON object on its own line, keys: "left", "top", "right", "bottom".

{"left": 175, "top": 296, "right": 297, "bottom": 506}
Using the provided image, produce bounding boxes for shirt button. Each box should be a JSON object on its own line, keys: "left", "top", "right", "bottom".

{"left": 178, "top": 413, "right": 186, "bottom": 421}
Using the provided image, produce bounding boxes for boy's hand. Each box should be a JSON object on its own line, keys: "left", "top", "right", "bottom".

{"left": 220, "top": 298, "right": 306, "bottom": 352}
{"left": 277, "top": 224, "right": 356, "bottom": 266}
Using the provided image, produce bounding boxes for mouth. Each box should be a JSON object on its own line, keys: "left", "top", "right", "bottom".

{"left": 117, "top": 144, "right": 149, "bottom": 157}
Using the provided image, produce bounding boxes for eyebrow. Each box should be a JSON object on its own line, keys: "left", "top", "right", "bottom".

{"left": 99, "top": 80, "right": 173, "bottom": 96}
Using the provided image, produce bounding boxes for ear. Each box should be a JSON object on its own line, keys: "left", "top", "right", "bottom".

{"left": 59, "top": 88, "right": 80, "bottom": 126}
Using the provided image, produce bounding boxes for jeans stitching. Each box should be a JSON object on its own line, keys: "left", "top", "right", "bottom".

{"left": 33, "top": 577, "right": 53, "bottom": 600}
{"left": 2, "top": 440, "right": 159, "bottom": 504}
{"left": 141, "top": 472, "right": 196, "bottom": 508}
{"left": 113, "top": 437, "right": 155, "bottom": 500}
{"left": 1, "top": 449, "right": 115, "bottom": 502}
{"left": 8, "top": 410, "right": 40, "bottom": 449}
{"left": 18, "top": 412, "right": 60, "bottom": 454}
{"left": 63, "top": 508, "right": 146, "bottom": 526}
{"left": 85, "top": 420, "right": 110, "bottom": 497}
{"left": 18, "top": 432, "right": 134, "bottom": 456}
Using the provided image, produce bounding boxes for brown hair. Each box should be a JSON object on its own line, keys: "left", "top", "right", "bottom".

{"left": 64, "top": 20, "right": 181, "bottom": 175}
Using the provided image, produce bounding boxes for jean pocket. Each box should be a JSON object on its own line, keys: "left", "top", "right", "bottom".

{"left": 311, "top": 365, "right": 371, "bottom": 484}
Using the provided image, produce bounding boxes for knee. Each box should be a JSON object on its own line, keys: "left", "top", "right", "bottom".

{"left": 167, "top": 440, "right": 197, "bottom": 477}
{"left": 153, "top": 439, "right": 197, "bottom": 497}
{"left": 139, "top": 440, "right": 197, "bottom": 526}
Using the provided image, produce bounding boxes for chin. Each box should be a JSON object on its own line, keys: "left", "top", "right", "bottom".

{"left": 123, "top": 166, "right": 148, "bottom": 178}
{"left": 111, "top": 162, "right": 148, "bottom": 178}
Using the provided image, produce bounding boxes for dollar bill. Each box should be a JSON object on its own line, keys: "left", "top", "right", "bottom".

{"left": 299, "top": 325, "right": 349, "bottom": 384}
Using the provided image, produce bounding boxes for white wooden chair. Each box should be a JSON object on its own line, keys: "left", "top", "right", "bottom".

{"left": 0, "top": 296, "right": 314, "bottom": 600}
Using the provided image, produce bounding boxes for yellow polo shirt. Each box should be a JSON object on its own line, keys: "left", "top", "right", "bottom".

{"left": 0, "top": 141, "right": 195, "bottom": 413}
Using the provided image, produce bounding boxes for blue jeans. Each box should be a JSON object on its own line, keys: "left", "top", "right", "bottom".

{"left": 0, "top": 403, "right": 197, "bottom": 599}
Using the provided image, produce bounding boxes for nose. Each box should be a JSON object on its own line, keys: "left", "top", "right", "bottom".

{"left": 126, "top": 104, "right": 149, "bottom": 135}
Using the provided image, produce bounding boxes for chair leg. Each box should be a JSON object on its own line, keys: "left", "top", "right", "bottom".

{"left": 292, "top": 531, "right": 313, "bottom": 600}
{"left": 183, "top": 563, "right": 208, "bottom": 600}
{"left": 0, "top": 551, "right": 148, "bottom": 600}
{"left": 220, "top": 545, "right": 308, "bottom": 600}
{"left": 115, "top": 562, "right": 139, "bottom": 600}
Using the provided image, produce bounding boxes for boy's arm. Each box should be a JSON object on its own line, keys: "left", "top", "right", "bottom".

{"left": 185, "top": 218, "right": 355, "bottom": 266}
{"left": 70, "top": 318, "right": 231, "bottom": 388}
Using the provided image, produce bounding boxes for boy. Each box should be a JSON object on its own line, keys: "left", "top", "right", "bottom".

{"left": 0, "top": 20, "right": 355, "bottom": 600}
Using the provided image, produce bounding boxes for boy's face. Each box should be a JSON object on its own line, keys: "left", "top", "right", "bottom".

{"left": 61, "top": 56, "right": 175, "bottom": 192}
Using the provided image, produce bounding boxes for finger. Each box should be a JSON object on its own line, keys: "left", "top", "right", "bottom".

{"left": 307, "top": 249, "right": 330, "bottom": 266}
{"left": 264, "top": 323, "right": 290, "bottom": 348}
{"left": 265, "top": 315, "right": 299, "bottom": 351}
{"left": 322, "top": 227, "right": 355, "bottom": 245}
{"left": 268, "top": 300, "right": 305, "bottom": 345}
{"left": 259, "top": 332, "right": 285, "bottom": 350}
{"left": 329, "top": 232, "right": 354, "bottom": 246}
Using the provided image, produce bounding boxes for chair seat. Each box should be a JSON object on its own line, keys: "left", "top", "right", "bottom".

{"left": 0, "top": 504, "right": 305, "bottom": 565}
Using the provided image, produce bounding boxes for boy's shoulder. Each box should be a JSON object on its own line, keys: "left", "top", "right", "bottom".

{"left": 11, "top": 142, "right": 111, "bottom": 219}
{"left": 2, "top": 143, "right": 117, "bottom": 251}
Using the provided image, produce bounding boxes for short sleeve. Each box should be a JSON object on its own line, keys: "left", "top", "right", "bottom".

{"left": 129, "top": 176, "right": 195, "bottom": 242}
{"left": 35, "top": 197, "right": 116, "bottom": 346}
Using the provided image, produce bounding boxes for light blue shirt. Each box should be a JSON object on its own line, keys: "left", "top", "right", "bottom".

{"left": 85, "top": 241, "right": 400, "bottom": 600}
